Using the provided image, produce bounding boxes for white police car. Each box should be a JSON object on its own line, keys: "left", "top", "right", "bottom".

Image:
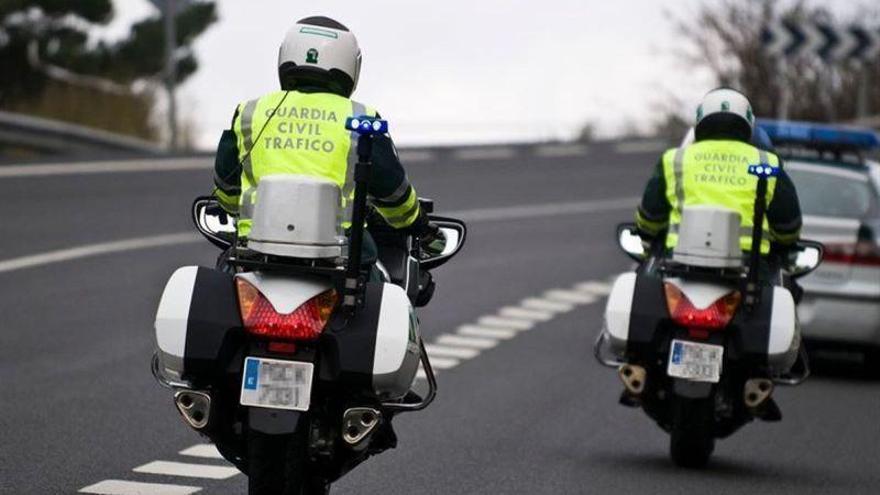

{"left": 759, "top": 120, "right": 880, "bottom": 368}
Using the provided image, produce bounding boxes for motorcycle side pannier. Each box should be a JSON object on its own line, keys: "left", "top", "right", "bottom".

{"left": 320, "top": 282, "right": 421, "bottom": 400}
{"left": 154, "top": 266, "right": 243, "bottom": 384}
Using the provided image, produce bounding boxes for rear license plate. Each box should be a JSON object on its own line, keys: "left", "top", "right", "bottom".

{"left": 240, "top": 357, "right": 314, "bottom": 411}
{"left": 667, "top": 339, "right": 724, "bottom": 383}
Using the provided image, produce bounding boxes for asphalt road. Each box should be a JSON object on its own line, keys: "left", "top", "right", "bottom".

{"left": 2, "top": 143, "right": 879, "bottom": 494}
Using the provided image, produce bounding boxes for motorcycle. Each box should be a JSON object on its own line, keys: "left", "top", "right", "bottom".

{"left": 594, "top": 169, "right": 824, "bottom": 468}
{"left": 151, "top": 116, "right": 466, "bottom": 494}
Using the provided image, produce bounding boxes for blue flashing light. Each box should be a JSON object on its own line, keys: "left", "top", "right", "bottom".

{"left": 757, "top": 119, "right": 880, "bottom": 151}
{"left": 345, "top": 116, "right": 389, "bottom": 135}
{"left": 748, "top": 164, "right": 780, "bottom": 178}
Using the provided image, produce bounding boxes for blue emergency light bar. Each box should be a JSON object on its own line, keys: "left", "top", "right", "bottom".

{"left": 747, "top": 164, "right": 780, "bottom": 178}
{"left": 345, "top": 116, "right": 388, "bottom": 135}
{"left": 757, "top": 119, "right": 880, "bottom": 151}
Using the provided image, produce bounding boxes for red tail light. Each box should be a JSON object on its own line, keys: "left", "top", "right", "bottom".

{"left": 236, "top": 279, "right": 338, "bottom": 341}
{"left": 823, "top": 226, "right": 880, "bottom": 266}
{"left": 664, "top": 282, "right": 741, "bottom": 334}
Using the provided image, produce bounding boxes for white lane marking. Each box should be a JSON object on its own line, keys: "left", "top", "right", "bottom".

{"left": 477, "top": 316, "right": 534, "bottom": 331}
{"left": 79, "top": 480, "right": 202, "bottom": 495}
{"left": 0, "top": 158, "right": 210, "bottom": 178}
{"left": 398, "top": 150, "right": 436, "bottom": 162}
{"left": 427, "top": 356, "right": 461, "bottom": 369}
{"left": 457, "top": 325, "right": 518, "bottom": 339}
{"left": 179, "top": 444, "right": 224, "bottom": 460}
{"left": 574, "top": 281, "right": 613, "bottom": 295}
{"left": 454, "top": 147, "right": 517, "bottom": 161}
{"left": 132, "top": 461, "right": 240, "bottom": 480}
{"left": 415, "top": 368, "right": 428, "bottom": 380}
{"left": 614, "top": 140, "right": 668, "bottom": 154}
{"left": 424, "top": 344, "right": 481, "bottom": 359}
{"left": 534, "top": 144, "right": 589, "bottom": 157}
{"left": 498, "top": 306, "right": 555, "bottom": 321}
{"left": 0, "top": 196, "right": 636, "bottom": 274}
{"left": 449, "top": 196, "right": 637, "bottom": 223}
{"left": 435, "top": 334, "right": 499, "bottom": 349}
{"left": 0, "top": 233, "right": 200, "bottom": 274}
{"left": 521, "top": 297, "right": 575, "bottom": 313}
{"left": 544, "top": 289, "right": 597, "bottom": 305}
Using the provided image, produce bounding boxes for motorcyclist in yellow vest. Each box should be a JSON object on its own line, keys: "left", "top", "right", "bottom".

{"left": 211, "top": 16, "right": 439, "bottom": 274}
{"left": 635, "top": 88, "right": 802, "bottom": 261}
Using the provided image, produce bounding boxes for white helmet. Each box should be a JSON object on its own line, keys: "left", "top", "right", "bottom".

{"left": 278, "top": 17, "right": 362, "bottom": 97}
{"left": 695, "top": 88, "right": 755, "bottom": 142}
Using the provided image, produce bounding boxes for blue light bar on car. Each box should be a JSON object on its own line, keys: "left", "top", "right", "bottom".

{"left": 345, "top": 116, "right": 388, "bottom": 135}
{"left": 757, "top": 119, "right": 880, "bottom": 151}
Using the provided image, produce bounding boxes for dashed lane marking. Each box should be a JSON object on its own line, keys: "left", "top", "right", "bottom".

{"left": 179, "top": 444, "right": 224, "bottom": 460}
{"left": 132, "top": 461, "right": 240, "bottom": 480}
{"left": 453, "top": 147, "right": 517, "bottom": 161}
{"left": 424, "top": 344, "right": 481, "bottom": 359}
{"left": 544, "top": 289, "right": 597, "bottom": 305}
{"left": 477, "top": 316, "right": 534, "bottom": 331}
{"left": 435, "top": 334, "right": 500, "bottom": 349}
{"left": 456, "top": 325, "right": 519, "bottom": 339}
{"left": 79, "top": 480, "right": 202, "bottom": 495}
{"left": 498, "top": 306, "right": 555, "bottom": 321}
{"left": 520, "top": 297, "right": 575, "bottom": 312}
{"left": 427, "top": 356, "right": 461, "bottom": 369}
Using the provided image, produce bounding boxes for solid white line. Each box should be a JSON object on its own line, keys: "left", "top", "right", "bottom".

{"left": 534, "top": 144, "right": 589, "bottom": 157}
{"left": 477, "top": 316, "right": 534, "bottom": 331}
{"left": 521, "top": 297, "right": 575, "bottom": 313}
{"left": 435, "top": 334, "right": 499, "bottom": 349}
{"left": 448, "top": 197, "right": 637, "bottom": 223}
{"left": 574, "top": 281, "right": 613, "bottom": 295}
{"left": 0, "top": 158, "right": 210, "bottom": 178}
{"left": 132, "top": 461, "right": 240, "bottom": 480}
{"left": 499, "top": 306, "right": 555, "bottom": 321}
{"left": 454, "top": 147, "right": 517, "bottom": 160}
{"left": 544, "top": 289, "right": 597, "bottom": 305}
{"left": 424, "top": 344, "right": 481, "bottom": 359}
{"left": 179, "top": 444, "right": 224, "bottom": 460}
{"left": 614, "top": 140, "right": 668, "bottom": 154}
{"left": 0, "top": 233, "right": 200, "bottom": 274}
{"left": 427, "top": 356, "right": 460, "bottom": 369}
{"left": 457, "top": 325, "right": 518, "bottom": 339}
{"left": 79, "top": 480, "right": 202, "bottom": 495}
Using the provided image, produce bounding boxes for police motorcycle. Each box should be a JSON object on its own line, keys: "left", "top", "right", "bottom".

{"left": 151, "top": 117, "right": 466, "bottom": 494}
{"left": 594, "top": 163, "right": 823, "bottom": 468}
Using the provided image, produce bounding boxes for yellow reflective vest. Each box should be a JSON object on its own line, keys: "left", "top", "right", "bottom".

{"left": 659, "top": 140, "right": 781, "bottom": 254}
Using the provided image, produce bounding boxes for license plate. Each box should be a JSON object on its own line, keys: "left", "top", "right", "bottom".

{"left": 667, "top": 339, "right": 724, "bottom": 383}
{"left": 240, "top": 357, "right": 314, "bottom": 411}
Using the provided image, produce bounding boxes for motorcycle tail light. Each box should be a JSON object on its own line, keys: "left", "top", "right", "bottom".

{"left": 236, "top": 278, "right": 338, "bottom": 342}
{"left": 664, "top": 282, "right": 741, "bottom": 333}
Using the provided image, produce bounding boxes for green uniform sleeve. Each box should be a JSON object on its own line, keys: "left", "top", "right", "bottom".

{"left": 767, "top": 168, "right": 802, "bottom": 246}
{"left": 368, "top": 131, "right": 422, "bottom": 230}
{"left": 213, "top": 109, "right": 242, "bottom": 214}
{"left": 636, "top": 157, "right": 671, "bottom": 238}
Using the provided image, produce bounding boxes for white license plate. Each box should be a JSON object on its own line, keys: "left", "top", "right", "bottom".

{"left": 667, "top": 339, "right": 724, "bottom": 383}
{"left": 240, "top": 357, "right": 314, "bottom": 411}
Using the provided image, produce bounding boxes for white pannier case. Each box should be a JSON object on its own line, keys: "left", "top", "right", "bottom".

{"left": 673, "top": 206, "right": 743, "bottom": 269}
{"left": 247, "top": 175, "right": 347, "bottom": 259}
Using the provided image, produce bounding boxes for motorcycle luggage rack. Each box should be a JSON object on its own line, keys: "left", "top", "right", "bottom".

{"left": 772, "top": 346, "right": 811, "bottom": 386}
{"left": 228, "top": 248, "right": 350, "bottom": 280}
{"left": 593, "top": 332, "right": 626, "bottom": 369}
{"left": 658, "top": 259, "right": 745, "bottom": 283}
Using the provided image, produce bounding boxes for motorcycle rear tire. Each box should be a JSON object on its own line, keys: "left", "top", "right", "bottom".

{"left": 669, "top": 396, "right": 715, "bottom": 469}
{"left": 247, "top": 428, "right": 330, "bottom": 495}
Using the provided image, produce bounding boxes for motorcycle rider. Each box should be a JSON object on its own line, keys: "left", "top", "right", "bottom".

{"left": 211, "top": 16, "right": 441, "bottom": 287}
{"left": 635, "top": 88, "right": 802, "bottom": 270}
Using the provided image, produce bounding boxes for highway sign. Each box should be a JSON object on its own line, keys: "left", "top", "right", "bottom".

{"left": 762, "top": 20, "right": 880, "bottom": 62}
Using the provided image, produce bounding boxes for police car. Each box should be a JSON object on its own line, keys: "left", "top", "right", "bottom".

{"left": 758, "top": 120, "right": 880, "bottom": 368}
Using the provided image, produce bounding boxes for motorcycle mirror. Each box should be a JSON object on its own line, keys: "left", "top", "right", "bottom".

{"left": 192, "top": 196, "right": 236, "bottom": 250}
{"left": 420, "top": 217, "right": 467, "bottom": 270}
{"left": 617, "top": 223, "right": 646, "bottom": 262}
{"left": 789, "top": 240, "right": 824, "bottom": 278}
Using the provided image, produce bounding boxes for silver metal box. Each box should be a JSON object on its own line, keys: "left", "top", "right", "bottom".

{"left": 672, "top": 206, "right": 743, "bottom": 268}
{"left": 247, "top": 175, "right": 346, "bottom": 259}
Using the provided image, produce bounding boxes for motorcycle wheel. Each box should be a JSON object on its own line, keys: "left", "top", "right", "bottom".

{"left": 247, "top": 428, "right": 330, "bottom": 495}
{"left": 669, "top": 397, "right": 715, "bottom": 469}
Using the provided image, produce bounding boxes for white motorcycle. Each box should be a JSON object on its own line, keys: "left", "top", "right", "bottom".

{"left": 151, "top": 117, "right": 466, "bottom": 494}
{"left": 594, "top": 165, "right": 823, "bottom": 468}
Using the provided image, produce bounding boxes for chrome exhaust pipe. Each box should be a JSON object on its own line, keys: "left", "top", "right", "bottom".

{"left": 618, "top": 364, "right": 646, "bottom": 395}
{"left": 174, "top": 390, "right": 211, "bottom": 430}
{"left": 744, "top": 378, "right": 774, "bottom": 409}
{"left": 342, "top": 407, "right": 381, "bottom": 446}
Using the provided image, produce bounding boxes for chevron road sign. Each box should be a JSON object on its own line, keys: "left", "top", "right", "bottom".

{"left": 762, "top": 20, "right": 880, "bottom": 62}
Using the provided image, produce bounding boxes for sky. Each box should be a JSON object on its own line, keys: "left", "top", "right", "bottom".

{"left": 103, "top": 0, "right": 862, "bottom": 150}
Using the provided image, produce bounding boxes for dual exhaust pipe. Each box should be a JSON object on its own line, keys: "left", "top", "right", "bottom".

{"left": 174, "top": 390, "right": 212, "bottom": 430}
{"left": 342, "top": 407, "right": 381, "bottom": 447}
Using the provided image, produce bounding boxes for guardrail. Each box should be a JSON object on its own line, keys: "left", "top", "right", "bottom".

{"left": 0, "top": 110, "right": 162, "bottom": 157}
